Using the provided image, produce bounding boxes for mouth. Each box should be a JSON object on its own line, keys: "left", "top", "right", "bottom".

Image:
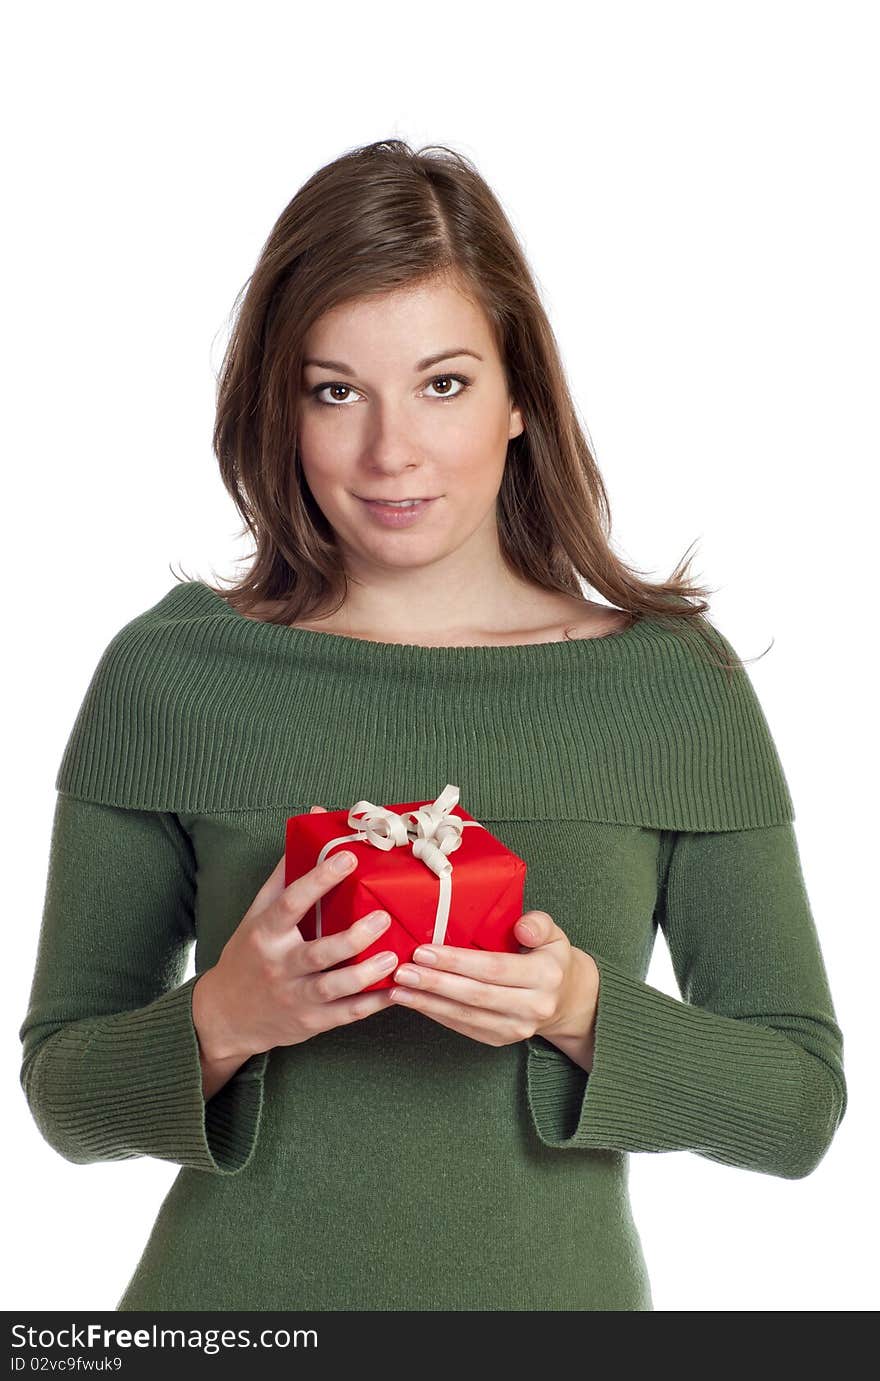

{"left": 355, "top": 496, "right": 438, "bottom": 505}
{"left": 356, "top": 495, "right": 440, "bottom": 526}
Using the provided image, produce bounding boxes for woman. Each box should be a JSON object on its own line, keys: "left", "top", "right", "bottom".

{"left": 19, "top": 139, "right": 846, "bottom": 1312}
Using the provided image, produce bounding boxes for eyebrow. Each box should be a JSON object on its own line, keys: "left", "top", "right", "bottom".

{"left": 302, "top": 347, "right": 484, "bottom": 373}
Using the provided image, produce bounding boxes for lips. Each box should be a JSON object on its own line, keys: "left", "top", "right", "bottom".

{"left": 357, "top": 496, "right": 438, "bottom": 526}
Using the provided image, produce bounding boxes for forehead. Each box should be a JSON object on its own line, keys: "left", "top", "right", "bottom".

{"left": 302, "top": 279, "right": 496, "bottom": 370}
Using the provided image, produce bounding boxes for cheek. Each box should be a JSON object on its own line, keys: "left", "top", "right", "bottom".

{"left": 445, "top": 450, "right": 506, "bottom": 505}
{"left": 438, "top": 415, "right": 508, "bottom": 483}
{"left": 296, "top": 424, "right": 356, "bottom": 497}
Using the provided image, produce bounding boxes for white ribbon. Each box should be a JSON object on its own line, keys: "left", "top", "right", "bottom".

{"left": 314, "top": 783, "right": 485, "bottom": 945}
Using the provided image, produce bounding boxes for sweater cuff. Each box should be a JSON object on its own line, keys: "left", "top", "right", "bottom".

{"left": 525, "top": 952, "right": 822, "bottom": 1177}
{"left": 25, "top": 975, "right": 269, "bottom": 1175}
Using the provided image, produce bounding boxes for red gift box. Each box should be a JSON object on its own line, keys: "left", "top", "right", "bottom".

{"left": 284, "top": 784, "right": 527, "bottom": 991}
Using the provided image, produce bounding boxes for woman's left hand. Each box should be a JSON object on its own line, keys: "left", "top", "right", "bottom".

{"left": 389, "top": 910, "right": 599, "bottom": 1049}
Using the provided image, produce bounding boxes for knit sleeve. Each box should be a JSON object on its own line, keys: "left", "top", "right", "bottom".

{"left": 525, "top": 822, "right": 847, "bottom": 1179}
{"left": 18, "top": 792, "right": 269, "bottom": 1175}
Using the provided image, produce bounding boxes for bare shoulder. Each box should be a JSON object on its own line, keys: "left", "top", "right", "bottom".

{"left": 559, "top": 599, "right": 635, "bottom": 641}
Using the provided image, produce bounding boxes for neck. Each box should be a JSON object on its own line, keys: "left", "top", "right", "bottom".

{"left": 315, "top": 548, "right": 569, "bottom": 642}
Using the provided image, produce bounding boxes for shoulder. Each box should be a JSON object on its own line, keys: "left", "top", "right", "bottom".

{"left": 63, "top": 582, "right": 220, "bottom": 715}
{"left": 563, "top": 602, "right": 636, "bottom": 640}
{"left": 54, "top": 582, "right": 227, "bottom": 808}
{"left": 618, "top": 612, "right": 795, "bottom": 827}
{"left": 87, "top": 581, "right": 229, "bottom": 666}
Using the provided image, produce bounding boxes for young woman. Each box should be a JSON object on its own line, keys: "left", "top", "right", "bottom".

{"left": 19, "top": 139, "right": 846, "bottom": 1312}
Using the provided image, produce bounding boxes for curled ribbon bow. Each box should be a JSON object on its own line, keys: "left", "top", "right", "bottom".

{"left": 314, "top": 783, "right": 485, "bottom": 945}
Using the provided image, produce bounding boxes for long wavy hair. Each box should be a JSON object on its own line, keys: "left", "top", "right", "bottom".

{"left": 179, "top": 138, "right": 772, "bottom": 677}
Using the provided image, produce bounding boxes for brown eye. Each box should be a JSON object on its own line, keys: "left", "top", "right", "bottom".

{"left": 425, "top": 374, "right": 470, "bottom": 401}
{"left": 310, "top": 383, "right": 360, "bottom": 407}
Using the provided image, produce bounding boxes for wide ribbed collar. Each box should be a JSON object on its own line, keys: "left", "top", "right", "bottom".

{"left": 54, "top": 580, "right": 794, "bottom": 829}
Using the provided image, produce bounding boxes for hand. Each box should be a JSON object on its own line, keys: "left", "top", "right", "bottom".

{"left": 192, "top": 805, "right": 397, "bottom": 1063}
{"left": 388, "top": 909, "right": 600, "bottom": 1057}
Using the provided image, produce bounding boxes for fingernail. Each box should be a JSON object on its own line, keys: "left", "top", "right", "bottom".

{"left": 331, "top": 851, "right": 356, "bottom": 873}
{"left": 367, "top": 910, "right": 390, "bottom": 930}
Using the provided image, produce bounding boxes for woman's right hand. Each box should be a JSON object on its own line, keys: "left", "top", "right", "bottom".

{"left": 192, "top": 806, "right": 397, "bottom": 1065}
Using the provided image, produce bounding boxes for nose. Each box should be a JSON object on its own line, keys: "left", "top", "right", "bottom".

{"left": 357, "top": 455, "right": 426, "bottom": 492}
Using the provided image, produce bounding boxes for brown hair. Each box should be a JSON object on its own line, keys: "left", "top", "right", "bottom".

{"left": 178, "top": 138, "right": 773, "bottom": 679}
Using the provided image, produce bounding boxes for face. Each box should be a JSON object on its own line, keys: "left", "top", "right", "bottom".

{"left": 296, "top": 276, "right": 525, "bottom": 576}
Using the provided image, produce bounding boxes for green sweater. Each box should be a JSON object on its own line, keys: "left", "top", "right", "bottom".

{"left": 19, "top": 580, "right": 847, "bottom": 1312}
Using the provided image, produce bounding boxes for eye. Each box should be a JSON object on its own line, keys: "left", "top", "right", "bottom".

{"left": 309, "top": 382, "right": 362, "bottom": 407}
{"left": 308, "top": 373, "right": 472, "bottom": 408}
{"left": 423, "top": 373, "right": 471, "bottom": 401}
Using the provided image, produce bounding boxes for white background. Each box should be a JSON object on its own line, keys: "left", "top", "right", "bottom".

{"left": 4, "top": 0, "right": 876, "bottom": 1314}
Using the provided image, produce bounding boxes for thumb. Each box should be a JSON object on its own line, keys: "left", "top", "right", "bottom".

{"left": 515, "top": 911, "right": 548, "bottom": 947}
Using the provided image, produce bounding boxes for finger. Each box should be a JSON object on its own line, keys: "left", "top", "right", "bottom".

{"left": 392, "top": 963, "right": 553, "bottom": 1018}
{"left": 266, "top": 848, "right": 361, "bottom": 938}
{"left": 296, "top": 907, "right": 393, "bottom": 975}
{"left": 307, "top": 986, "right": 398, "bottom": 1035}
{"left": 306, "top": 945, "right": 400, "bottom": 1002}
{"left": 248, "top": 807, "right": 334, "bottom": 923}
{"left": 330, "top": 987, "right": 398, "bottom": 1023}
{"left": 514, "top": 912, "right": 559, "bottom": 945}
{"left": 408, "top": 940, "right": 552, "bottom": 987}
{"left": 388, "top": 986, "right": 530, "bottom": 1042}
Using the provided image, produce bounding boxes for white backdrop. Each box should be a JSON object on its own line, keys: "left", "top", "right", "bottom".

{"left": 4, "top": 0, "right": 876, "bottom": 1314}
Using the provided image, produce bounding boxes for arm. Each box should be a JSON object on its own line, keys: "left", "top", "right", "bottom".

{"left": 19, "top": 792, "right": 269, "bottom": 1174}
{"left": 191, "top": 970, "right": 260, "bottom": 1101}
{"left": 526, "top": 822, "right": 847, "bottom": 1179}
